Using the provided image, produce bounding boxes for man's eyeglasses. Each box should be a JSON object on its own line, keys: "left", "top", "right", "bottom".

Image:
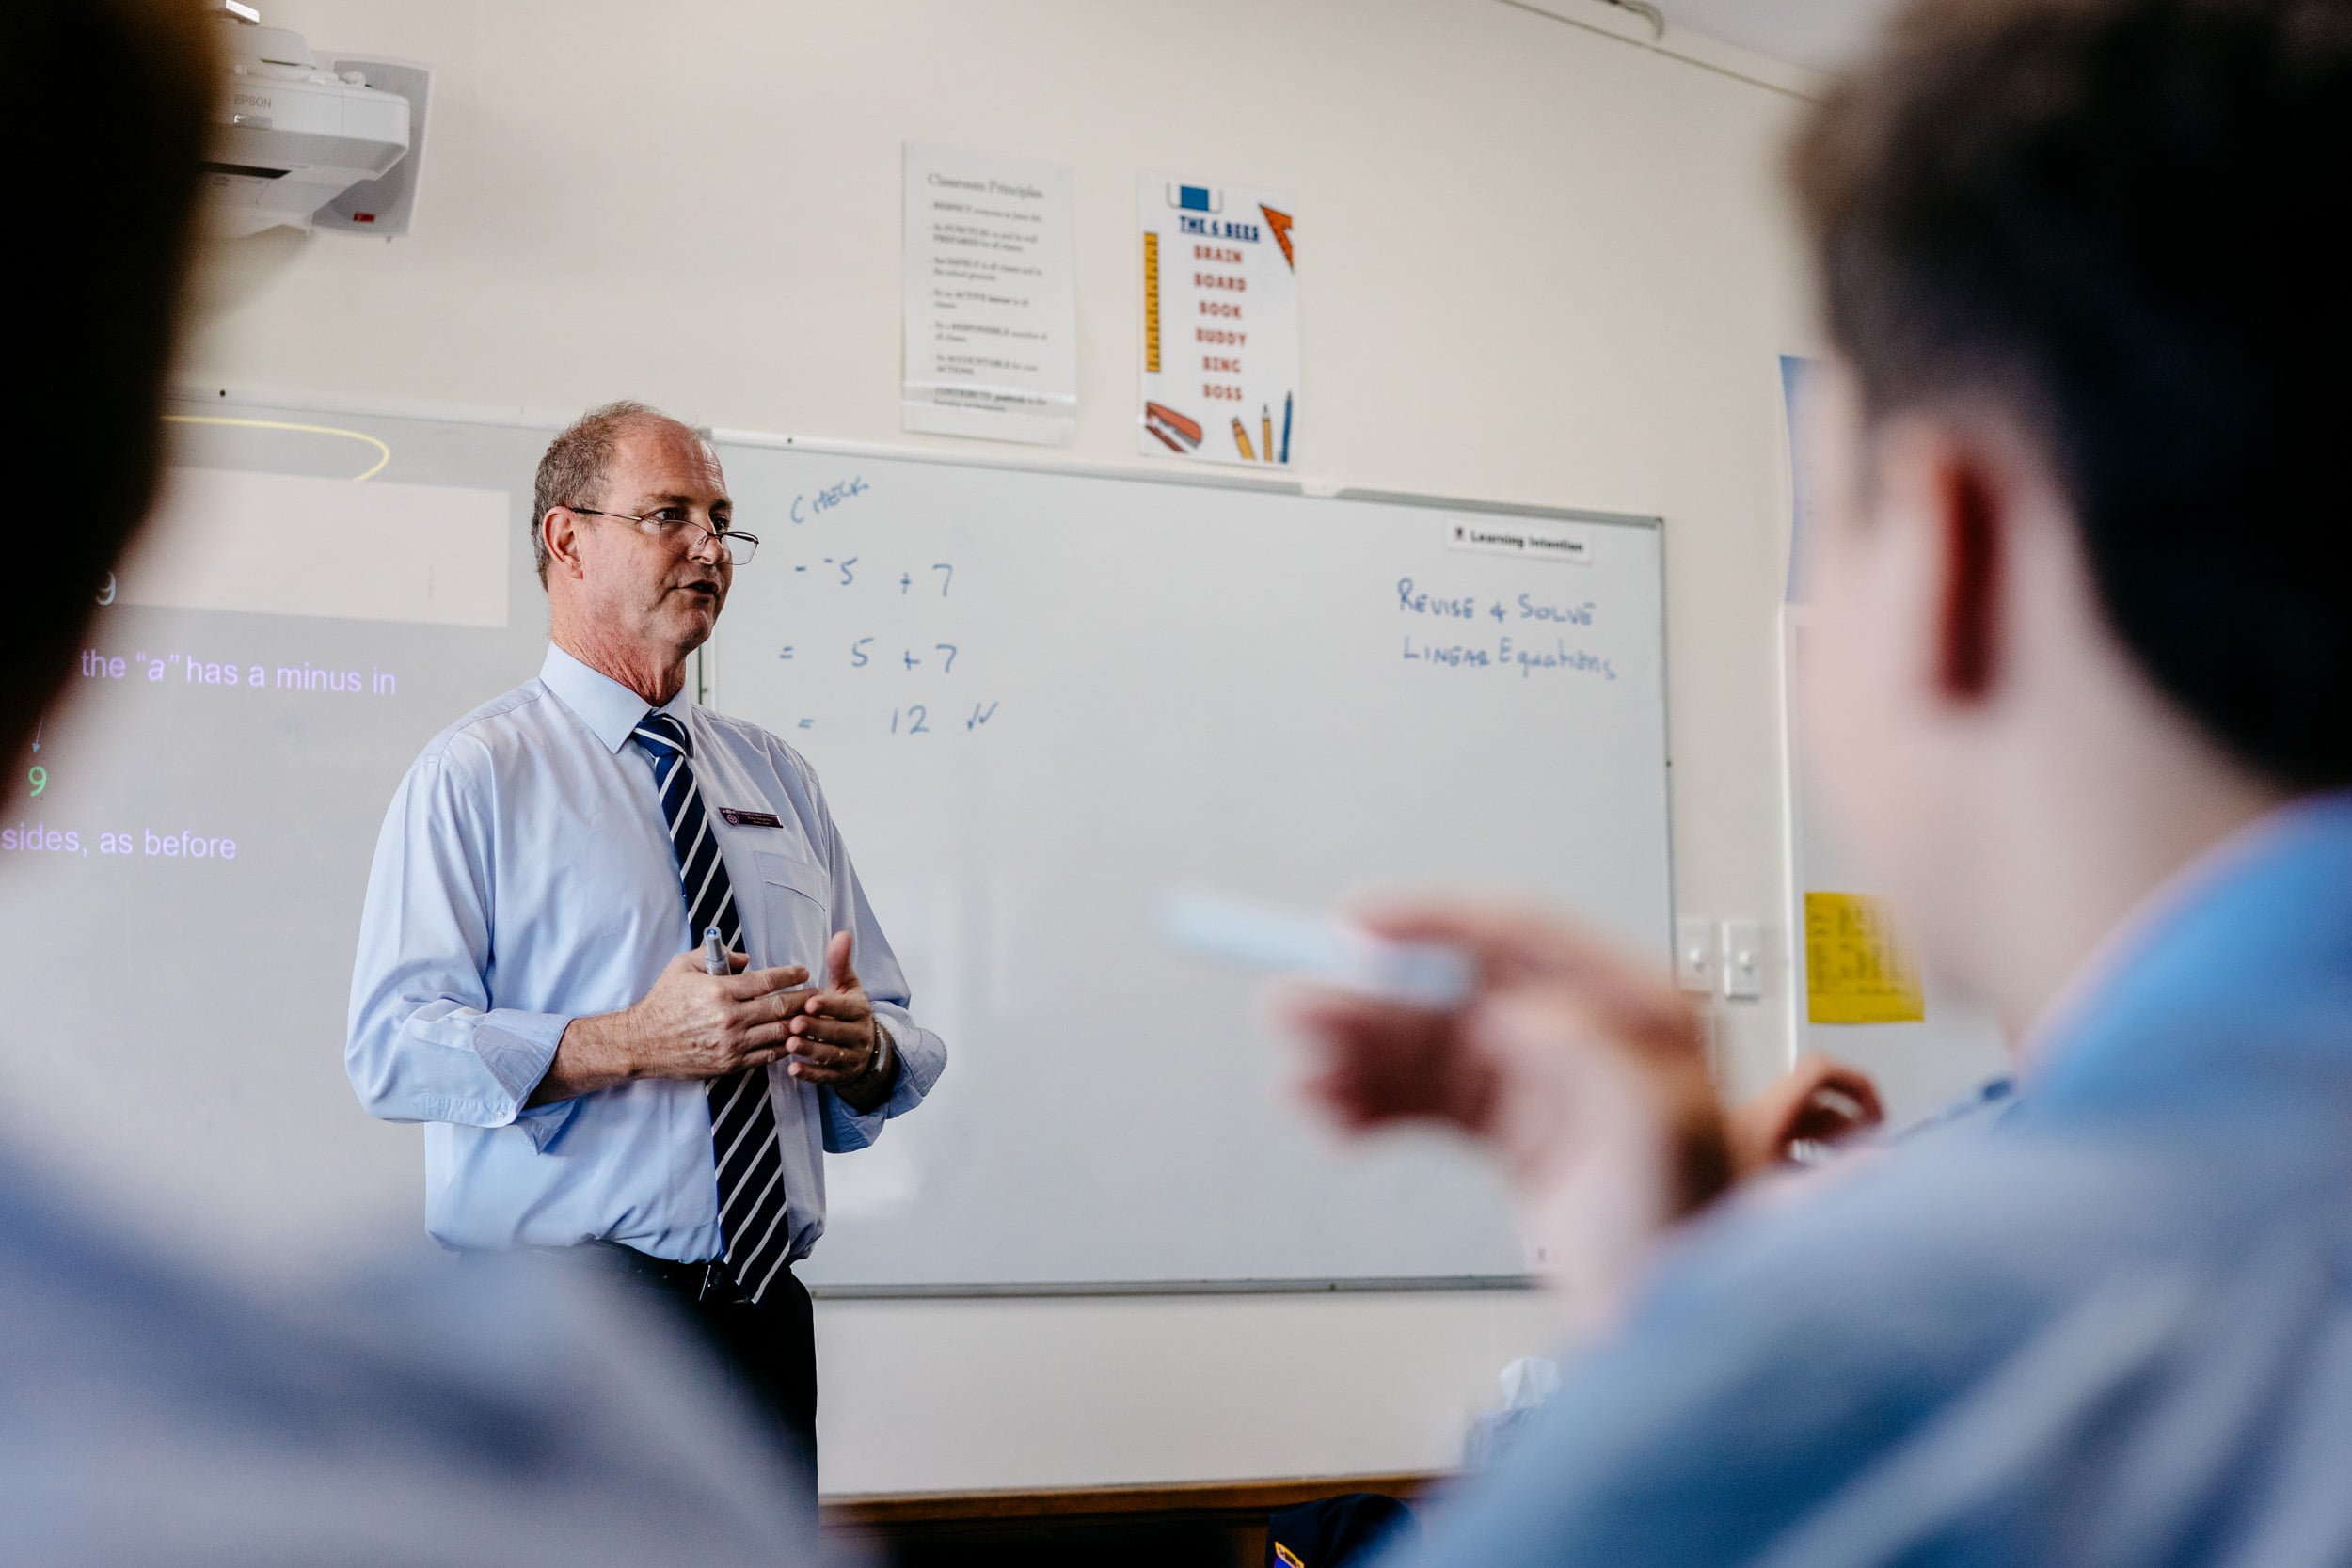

{"left": 564, "top": 505, "right": 761, "bottom": 565}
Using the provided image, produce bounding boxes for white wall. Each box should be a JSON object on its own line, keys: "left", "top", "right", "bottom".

{"left": 186, "top": 0, "right": 1820, "bottom": 1496}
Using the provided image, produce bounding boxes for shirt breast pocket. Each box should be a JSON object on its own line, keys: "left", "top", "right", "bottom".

{"left": 752, "top": 847, "right": 832, "bottom": 974}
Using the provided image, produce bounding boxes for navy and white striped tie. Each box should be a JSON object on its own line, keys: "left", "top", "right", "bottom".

{"left": 633, "top": 709, "right": 795, "bottom": 1304}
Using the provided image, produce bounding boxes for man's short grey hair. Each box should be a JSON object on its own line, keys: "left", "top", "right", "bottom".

{"left": 531, "top": 400, "right": 681, "bottom": 585}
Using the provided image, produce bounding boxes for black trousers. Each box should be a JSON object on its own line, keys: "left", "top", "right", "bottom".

{"left": 555, "top": 1243, "right": 819, "bottom": 1512}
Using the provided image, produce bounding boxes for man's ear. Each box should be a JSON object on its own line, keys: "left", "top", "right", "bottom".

{"left": 1928, "top": 429, "right": 2006, "bottom": 704}
{"left": 541, "top": 507, "right": 585, "bottom": 580}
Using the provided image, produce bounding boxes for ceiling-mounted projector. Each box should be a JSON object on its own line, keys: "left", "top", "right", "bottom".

{"left": 203, "top": 2, "right": 432, "bottom": 239}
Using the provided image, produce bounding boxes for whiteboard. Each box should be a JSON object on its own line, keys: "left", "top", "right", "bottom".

{"left": 707, "top": 441, "right": 1673, "bottom": 1290}
{"left": 0, "top": 394, "right": 1672, "bottom": 1292}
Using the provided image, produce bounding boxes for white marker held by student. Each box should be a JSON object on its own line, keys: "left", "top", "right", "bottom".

{"left": 1159, "top": 890, "right": 1475, "bottom": 1008}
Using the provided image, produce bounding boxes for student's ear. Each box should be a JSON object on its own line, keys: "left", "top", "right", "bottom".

{"left": 1925, "top": 426, "right": 2005, "bottom": 704}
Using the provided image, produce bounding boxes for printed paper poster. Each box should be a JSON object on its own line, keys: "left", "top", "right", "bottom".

{"left": 903, "top": 144, "right": 1077, "bottom": 445}
{"left": 1138, "top": 175, "right": 1297, "bottom": 467}
{"left": 1781, "top": 354, "right": 1828, "bottom": 602}
{"left": 1804, "top": 891, "right": 1927, "bottom": 1024}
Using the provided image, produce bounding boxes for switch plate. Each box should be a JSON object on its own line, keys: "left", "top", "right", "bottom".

{"left": 1675, "top": 917, "right": 1715, "bottom": 994}
{"left": 1720, "top": 919, "right": 1765, "bottom": 1000}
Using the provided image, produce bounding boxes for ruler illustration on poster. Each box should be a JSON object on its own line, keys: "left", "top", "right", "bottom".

{"left": 1138, "top": 175, "right": 1298, "bottom": 467}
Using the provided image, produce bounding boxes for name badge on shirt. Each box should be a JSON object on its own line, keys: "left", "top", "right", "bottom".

{"left": 717, "top": 807, "right": 784, "bottom": 829}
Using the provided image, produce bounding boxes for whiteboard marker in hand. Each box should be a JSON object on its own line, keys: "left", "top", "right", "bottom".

{"left": 1159, "top": 890, "right": 1474, "bottom": 1007}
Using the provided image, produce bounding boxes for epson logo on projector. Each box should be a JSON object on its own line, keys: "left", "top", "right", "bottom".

{"left": 232, "top": 91, "right": 273, "bottom": 108}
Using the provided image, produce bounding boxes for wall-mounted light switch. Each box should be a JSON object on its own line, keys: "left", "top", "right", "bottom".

{"left": 1720, "top": 919, "right": 1765, "bottom": 1000}
{"left": 1675, "top": 917, "right": 1715, "bottom": 994}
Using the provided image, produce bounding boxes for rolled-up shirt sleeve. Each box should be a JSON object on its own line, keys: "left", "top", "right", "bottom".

{"left": 346, "top": 747, "right": 576, "bottom": 1148}
{"left": 791, "top": 747, "right": 946, "bottom": 1153}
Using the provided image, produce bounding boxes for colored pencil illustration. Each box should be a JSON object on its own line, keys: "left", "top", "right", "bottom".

{"left": 1260, "top": 204, "right": 1295, "bottom": 270}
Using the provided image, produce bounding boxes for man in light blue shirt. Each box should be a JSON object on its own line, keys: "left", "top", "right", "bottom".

{"left": 349, "top": 401, "right": 945, "bottom": 1495}
{"left": 1287, "top": 0, "right": 2352, "bottom": 1560}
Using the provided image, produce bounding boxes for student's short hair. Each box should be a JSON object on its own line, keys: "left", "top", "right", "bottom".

{"left": 1791, "top": 0, "right": 2352, "bottom": 786}
{"left": 7, "top": 0, "right": 215, "bottom": 760}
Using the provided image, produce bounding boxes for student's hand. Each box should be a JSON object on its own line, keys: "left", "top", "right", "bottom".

{"left": 1726, "top": 1054, "right": 1883, "bottom": 1178}
{"left": 783, "top": 930, "right": 883, "bottom": 1086}
{"left": 1281, "top": 901, "right": 1728, "bottom": 1315}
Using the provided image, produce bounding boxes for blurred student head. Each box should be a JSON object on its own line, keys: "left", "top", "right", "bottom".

{"left": 1788, "top": 0, "right": 2352, "bottom": 1019}
{"left": 3, "top": 0, "right": 214, "bottom": 779}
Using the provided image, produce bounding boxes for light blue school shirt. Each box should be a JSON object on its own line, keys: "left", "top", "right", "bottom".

{"left": 0, "top": 1146, "right": 814, "bottom": 1562}
{"left": 1417, "top": 790, "right": 2352, "bottom": 1565}
{"left": 346, "top": 644, "right": 945, "bottom": 1264}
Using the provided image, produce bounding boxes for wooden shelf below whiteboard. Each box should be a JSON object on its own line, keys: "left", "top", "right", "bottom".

{"left": 824, "top": 1473, "right": 1440, "bottom": 1564}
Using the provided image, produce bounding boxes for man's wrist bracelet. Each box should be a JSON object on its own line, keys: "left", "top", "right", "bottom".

{"left": 854, "top": 1023, "right": 896, "bottom": 1087}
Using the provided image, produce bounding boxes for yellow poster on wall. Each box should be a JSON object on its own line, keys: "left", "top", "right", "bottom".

{"left": 1804, "top": 891, "right": 1926, "bottom": 1024}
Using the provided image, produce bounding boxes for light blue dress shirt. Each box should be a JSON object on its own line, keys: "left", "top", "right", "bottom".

{"left": 347, "top": 644, "right": 945, "bottom": 1264}
{"left": 1415, "top": 790, "right": 2352, "bottom": 1564}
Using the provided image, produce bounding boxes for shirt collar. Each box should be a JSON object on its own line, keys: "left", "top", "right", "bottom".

{"left": 2017, "top": 787, "right": 2352, "bottom": 1120}
{"left": 538, "top": 642, "right": 693, "bottom": 755}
